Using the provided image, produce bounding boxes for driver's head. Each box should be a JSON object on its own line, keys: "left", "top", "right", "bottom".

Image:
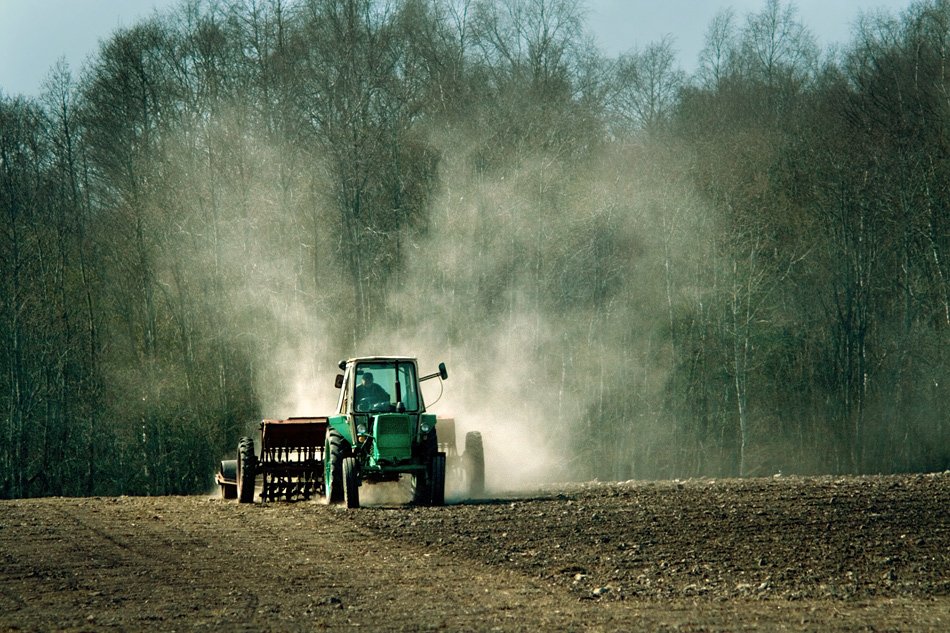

{"left": 362, "top": 372, "right": 373, "bottom": 385}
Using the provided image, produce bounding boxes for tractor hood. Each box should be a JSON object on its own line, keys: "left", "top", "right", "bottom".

{"left": 371, "top": 413, "right": 414, "bottom": 464}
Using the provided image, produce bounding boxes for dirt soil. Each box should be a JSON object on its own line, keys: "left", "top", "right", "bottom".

{"left": 1, "top": 473, "right": 947, "bottom": 632}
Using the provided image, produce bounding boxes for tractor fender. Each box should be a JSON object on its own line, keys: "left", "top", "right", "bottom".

{"left": 328, "top": 415, "right": 354, "bottom": 445}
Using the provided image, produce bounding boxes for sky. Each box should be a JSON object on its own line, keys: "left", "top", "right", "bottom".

{"left": 0, "top": 0, "right": 919, "bottom": 98}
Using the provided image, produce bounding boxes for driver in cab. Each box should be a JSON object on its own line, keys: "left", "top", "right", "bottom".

{"left": 355, "top": 372, "right": 389, "bottom": 410}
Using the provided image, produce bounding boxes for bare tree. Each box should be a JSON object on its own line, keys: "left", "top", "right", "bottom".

{"left": 738, "top": 0, "right": 818, "bottom": 91}
{"left": 609, "top": 35, "right": 684, "bottom": 134}
{"left": 697, "top": 8, "right": 737, "bottom": 90}
{"left": 470, "top": 0, "right": 587, "bottom": 97}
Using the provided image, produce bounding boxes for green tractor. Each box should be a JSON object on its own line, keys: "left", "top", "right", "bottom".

{"left": 325, "top": 356, "right": 478, "bottom": 508}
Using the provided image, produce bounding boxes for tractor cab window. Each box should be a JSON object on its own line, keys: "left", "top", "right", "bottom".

{"left": 354, "top": 362, "right": 419, "bottom": 413}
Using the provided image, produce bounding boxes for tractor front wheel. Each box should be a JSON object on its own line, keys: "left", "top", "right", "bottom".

{"left": 411, "top": 433, "right": 437, "bottom": 505}
{"left": 324, "top": 429, "right": 346, "bottom": 504}
{"left": 410, "top": 471, "right": 430, "bottom": 505}
{"left": 342, "top": 456, "right": 360, "bottom": 509}
{"left": 237, "top": 437, "right": 256, "bottom": 503}
{"left": 430, "top": 452, "right": 446, "bottom": 506}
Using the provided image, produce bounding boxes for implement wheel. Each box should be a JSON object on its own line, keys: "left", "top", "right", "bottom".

{"left": 463, "top": 431, "right": 485, "bottom": 497}
{"left": 219, "top": 460, "right": 237, "bottom": 499}
{"left": 237, "top": 437, "right": 256, "bottom": 503}
{"left": 342, "top": 456, "right": 360, "bottom": 509}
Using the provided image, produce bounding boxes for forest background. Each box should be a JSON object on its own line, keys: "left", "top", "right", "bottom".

{"left": 1, "top": 0, "right": 947, "bottom": 497}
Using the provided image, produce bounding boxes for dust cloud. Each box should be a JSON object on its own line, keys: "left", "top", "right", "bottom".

{"left": 190, "top": 108, "right": 708, "bottom": 488}
{"left": 358, "top": 132, "right": 712, "bottom": 488}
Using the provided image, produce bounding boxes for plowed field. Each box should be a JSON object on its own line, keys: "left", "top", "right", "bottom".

{"left": 1, "top": 473, "right": 947, "bottom": 631}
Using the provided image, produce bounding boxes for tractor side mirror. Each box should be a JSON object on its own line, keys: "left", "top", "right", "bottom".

{"left": 334, "top": 374, "right": 344, "bottom": 389}
{"left": 420, "top": 363, "right": 448, "bottom": 383}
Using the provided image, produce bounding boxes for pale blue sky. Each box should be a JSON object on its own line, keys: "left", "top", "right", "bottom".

{"left": 588, "top": 0, "right": 915, "bottom": 60}
{"left": 0, "top": 0, "right": 917, "bottom": 98}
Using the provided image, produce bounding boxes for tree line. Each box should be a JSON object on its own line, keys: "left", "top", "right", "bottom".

{"left": 1, "top": 0, "right": 946, "bottom": 497}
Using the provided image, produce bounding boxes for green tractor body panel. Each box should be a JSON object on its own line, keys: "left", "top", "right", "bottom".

{"left": 372, "top": 413, "right": 414, "bottom": 463}
{"left": 328, "top": 415, "right": 353, "bottom": 445}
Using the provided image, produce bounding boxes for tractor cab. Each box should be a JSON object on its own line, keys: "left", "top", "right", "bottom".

{"left": 338, "top": 359, "right": 423, "bottom": 415}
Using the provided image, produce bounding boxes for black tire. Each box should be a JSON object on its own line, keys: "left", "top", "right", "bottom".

{"left": 324, "top": 429, "right": 346, "bottom": 504}
{"left": 237, "top": 437, "right": 256, "bottom": 503}
{"left": 342, "top": 456, "right": 360, "bottom": 509}
{"left": 411, "top": 432, "right": 437, "bottom": 505}
{"left": 410, "top": 471, "right": 430, "bottom": 505}
{"left": 219, "top": 460, "right": 238, "bottom": 500}
{"left": 463, "top": 431, "right": 485, "bottom": 497}
{"left": 430, "top": 452, "right": 446, "bottom": 506}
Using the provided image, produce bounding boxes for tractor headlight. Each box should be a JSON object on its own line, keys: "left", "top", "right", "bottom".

{"left": 420, "top": 422, "right": 432, "bottom": 434}
{"left": 357, "top": 422, "right": 368, "bottom": 435}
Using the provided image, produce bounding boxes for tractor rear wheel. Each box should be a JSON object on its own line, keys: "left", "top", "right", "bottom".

{"left": 463, "top": 431, "right": 485, "bottom": 497}
{"left": 324, "top": 429, "right": 346, "bottom": 504}
{"left": 237, "top": 437, "right": 256, "bottom": 503}
{"left": 342, "top": 456, "right": 360, "bottom": 509}
{"left": 430, "top": 452, "right": 446, "bottom": 506}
